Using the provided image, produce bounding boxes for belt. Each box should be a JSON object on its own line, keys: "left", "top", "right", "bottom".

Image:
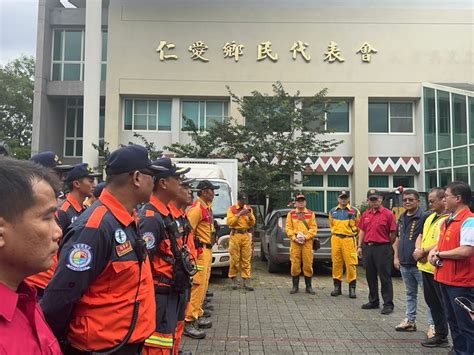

{"left": 366, "top": 242, "right": 390, "bottom": 246}
{"left": 232, "top": 229, "right": 249, "bottom": 234}
{"left": 335, "top": 234, "right": 355, "bottom": 239}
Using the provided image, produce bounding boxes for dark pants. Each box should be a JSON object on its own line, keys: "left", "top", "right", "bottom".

{"left": 363, "top": 243, "right": 394, "bottom": 308}
{"left": 65, "top": 342, "right": 143, "bottom": 354}
{"left": 422, "top": 271, "right": 449, "bottom": 339}
{"left": 439, "top": 283, "right": 474, "bottom": 355}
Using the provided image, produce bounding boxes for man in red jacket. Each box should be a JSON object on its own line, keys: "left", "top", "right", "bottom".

{"left": 429, "top": 181, "right": 474, "bottom": 355}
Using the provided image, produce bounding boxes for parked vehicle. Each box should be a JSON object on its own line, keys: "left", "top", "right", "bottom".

{"left": 260, "top": 208, "right": 332, "bottom": 273}
{"left": 173, "top": 158, "right": 238, "bottom": 275}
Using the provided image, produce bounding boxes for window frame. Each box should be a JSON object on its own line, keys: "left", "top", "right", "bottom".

{"left": 300, "top": 173, "right": 351, "bottom": 212}
{"left": 368, "top": 101, "right": 415, "bottom": 135}
{"left": 123, "top": 99, "right": 173, "bottom": 132}
{"left": 368, "top": 174, "right": 417, "bottom": 190}
{"left": 63, "top": 98, "right": 83, "bottom": 158}
{"left": 51, "top": 29, "right": 85, "bottom": 81}
{"left": 180, "top": 100, "right": 229, "bottom": 131}
{"left": 302, "top": 100, "right": 351, "bottom": 134}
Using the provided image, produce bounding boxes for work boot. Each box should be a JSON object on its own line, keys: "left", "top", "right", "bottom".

{"left": 349, "top": 281, "right": 357, "bottom": 299}
{"left": 204, "top": 296, "right": 212, "bottom": 303}
{"left": 206, "top": 291, "right": 214, "bottom": 298}
{"left": 204, "top": 303, "right": 214, "bottom": 311}
{"left": 242, "top": 279, "right": 254, "bottom": 291}
{"left": 197, "top": 317, "right": 212, "bottom": 329}
{"left": 290, "top": 276, "right": 299, "bottom": 294}
{"left": 184, "top": 321, "right": 206, "bottom": 339}
{"left": 330, "top": 279, "right": 342, "bottom": 297}
{"left": 305, "top": 276, "right": 316, "bottom": 295}
{"left": 202, "top": 309, "right": 212, "bottom": 318}
{"left": 231, "top": 277, "right": 239, "bottom": 290}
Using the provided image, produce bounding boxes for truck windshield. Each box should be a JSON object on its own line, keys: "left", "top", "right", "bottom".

{"left": 192, "top": 181, "right": 232, "bottom": 218}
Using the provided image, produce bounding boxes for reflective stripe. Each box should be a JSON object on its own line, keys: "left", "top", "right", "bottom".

{"left": 145, "top": 335, "right": 173, "bottom": 348}
{"left": 196, "top": 265, "right": 204, "bottom": 271}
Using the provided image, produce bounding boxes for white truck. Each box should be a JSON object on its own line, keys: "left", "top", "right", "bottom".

{"left": 172, "top": 158, "right": 238, "bottom": 275}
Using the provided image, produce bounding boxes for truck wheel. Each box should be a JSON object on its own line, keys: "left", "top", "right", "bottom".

{"left": 267, "top": 258, "right": 281, "bottom": 273}
{"left": 260, "top": 244, "right": 268, "bottom": 262}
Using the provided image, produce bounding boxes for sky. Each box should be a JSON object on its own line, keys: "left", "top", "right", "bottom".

{"left": 0, "top": 0, "right": 472, "bottom": 66}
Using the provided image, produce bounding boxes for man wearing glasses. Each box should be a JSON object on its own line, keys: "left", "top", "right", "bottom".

{"left": 429, "top": 181, "right": 474, "bottom": 355}
{"left": 358, "top": 189, "right": 397, "bottom": 315}
{"left": 392, "top": 189, "right": 433, "bottom": 336}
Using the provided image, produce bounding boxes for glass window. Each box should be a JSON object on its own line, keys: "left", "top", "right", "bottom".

{"left": 181, "top": 101, "right": 228, "bottom": 131}
{"left": 305, "top": 191, "right": 324, "bottom": 212}
{"left": 369, "top": 175, "right": 389, "bottom": 188}
{"left": 64, "top": 31, "right": 82, "bottom": 61}
{"left": 101, "top": 31, "right": 108, "bottom": 62}
{"left": 63, "top": 63, "right": 81, "bottom": 81}
{"left": 369, "top": 103, "right": 388, "bottom": 133}
{"left": 124, "top": 100, "right": 133, "bottom": 130}
{"left": 326, "top": 102, "right": 349, "bottom": 133}
{"left": 158, "top": 101, "right": 172, "bottom": 130}
{"left": 390, "top": 103, "right": 413, "bottom": 133}
{"left": 303, "top": 175, "right": 323, "bottom": 187}
{"left": 425, "top": 172, "right": 437, "bottom": 189}
{"left": 206, "top": 101, "right": 225, "bottom": 128}
{"left": 470, "top": 97, "right": 474, "bottom": 143}
{"left": 439, "top": 169, "right": 452, "bottom": 187}
{"left": 64, "top": 98, "right": 84, "bottom": 157}
{"left": 53, "top": 30, "right": 63, "bottom": 61}
{"left": 437, "top": 91, "right": 451, "bottom": 149}
{"left": 470, "top": 145, "right": 474, "bottom": 164}
{"left": 438, "top": 150, "right": 451, "bottom": 169}
{"left": 327, "top": 175, "right": 349, "bottom": 187}
{"left": 424, "top": 153, "right": 437, "bottom": 170}
{"left": 393, "top": 175, "right": 414, "bottom": 188}
{"left": 471, "top": 166, "right": 474, "bottom": 186}
{"left": 452, "top": 94, "right": 467, "bottom": 147}
{"left": 326, "top": 191, "right": 339, "bottom": 211}
{"left": 454, "top": 167, "right": 469, "bottom": 183}
{"left": 423, "top": 87, "right": 436, "bottom": 152}
{"left": 123, "top": 99, "right": 172, "bottom": 131}
{"left": 453, "top": 147, "right": 468, "bottom": 166}
{"left": 182, "top": 101, "right": 199, "bottom": 130}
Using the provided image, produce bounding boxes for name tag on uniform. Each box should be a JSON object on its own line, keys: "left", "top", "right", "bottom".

{"left": 116, "top": 240, "right": 133, "bottom": 257}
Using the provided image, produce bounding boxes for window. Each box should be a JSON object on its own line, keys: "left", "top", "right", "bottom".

{"left": 369, "top": 102, "right": 414, "bottom": 133}
{"left": 123, "top": 99, "right": 172, "bottom": 131}
{"left": 452, "top": 94, "right": 467, "bottom": 147}
{"left": 52, "top": 30, "right": 84, "bottom": 81}
{"left": 454, "top": 167, "right": 469, "bottom": 183}
{"left": 438, "top": 150, "right": 451, "bottom": 169}
{"left": 52, "top": 29, "right": 108, "bottom": 81}
{"left": 424, "top": 153, "right": 437, "bottom": 170}
{"left": 64, "top": 97, "right": 105, "bottom": 157}
{"left": 393, "top": 175, "right": 414, "bottom": 188}
{"left": 439, "top": 170, "right": 452, "bottom": 187}
{"left": 305, "top": 102, "right": 350, "bottom": 133}
{"left": 453, "top": 147, "right": 468, "bottom": 166}
{"left": 437, "top": 91, "right": 451, "bottom": 149}
{"left": 181, "top": 101, "right": 228, "bottom": 131}
{"left": 470, "top": 97, "right": 474, "bottom": 143}
{"left": 423, "top": 88, "right": 436, "bottom": 152}
{"left": 301, "top": 174, "right": 350, "bottom": 212}
{"left": 425, "top": 172, "right": 437, "bottom": 189}
{"left": 369, "top": 175, "right": 389, "bottom": 188}
{"left": 64, "top": 98, "right": 83, "bottom": 157}
{"left": 369, "top": 174, "right": 416, "bottom": 190}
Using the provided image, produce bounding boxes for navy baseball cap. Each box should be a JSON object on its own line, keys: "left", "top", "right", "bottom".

{"left": 338, "top": 190, "right": 350, "bottom": 198}
{"left": 152, "top": 157, "right": 191, "bottom": 180}
{"left": 66, "top": 163, "right": 102, "bottom": 182}
{"left": 30, "top": 151, "right": 73, "bottom": 171}
{"left": 367, "top": 189, "right": 381, "bottom": 198}
{"left": 295, "top": 194, "right": 306, "bottom": 201}
{"left": 105, "top": 145, "right": 162, "bottom": 175}
{"left": 93, "top": 181, "right": 106, "bottom": 198}
{"left": 196, "top": 180, "right": 220, "bottom": 191}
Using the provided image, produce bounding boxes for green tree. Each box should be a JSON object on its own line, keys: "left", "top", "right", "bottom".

{"left": 0, "top": 55, "right": 35, "bottom": 159}
{"left": 165, "top": 82, "right": 342, "bottom": 211}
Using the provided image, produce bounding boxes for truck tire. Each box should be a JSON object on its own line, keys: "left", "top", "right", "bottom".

{"left": 260, "top": 244, "right": 268, "bottom": 262}
{"left": 267, "top": 258, "right": 281, "bottom": 273}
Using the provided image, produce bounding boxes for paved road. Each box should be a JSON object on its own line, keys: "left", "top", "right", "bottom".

{"left": 182, "top": 253, "right": 448, "bottom": 354}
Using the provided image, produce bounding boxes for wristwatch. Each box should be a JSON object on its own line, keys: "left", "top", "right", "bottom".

{"left": 435, "top": 251, "right": 442, "bottom": 259}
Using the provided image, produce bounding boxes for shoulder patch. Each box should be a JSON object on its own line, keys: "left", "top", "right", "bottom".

{"left": 67, "top": 243, "right": 92, "bottom": 271}
{"left": 142, "top": 231, "right": 156, "bottom": 249}
{"left": 85, "top": 206, "right": 108, "bottom": 229}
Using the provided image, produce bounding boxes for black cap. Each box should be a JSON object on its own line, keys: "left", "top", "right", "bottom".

{"left": 180, "top": 177, "right": 195, "bottom": 187}
{"left": 196, "top": 180, "right": 220, "bottom": 191}
{"left": 30, "top": 151, "right": 73, "bottom": 171}
{"left": 105, "top": 145, "right": 162, "bottom": 175}
{"left": 152, "top": 157, "right": 191, "bottom": 180}
{"left": 93, "top": 181, "right": 106, "bottom": 198}
{"left": 295, "top": 193, "right": 306, "bottom": 201}
{"left": 367, "top": 189, "right": 381, "bottom": 198}
{"left": 338, "top": 190, "right": 350, "bottom": 198}
{"left": 66, "top": 163, "right": 102, "bottom": 182}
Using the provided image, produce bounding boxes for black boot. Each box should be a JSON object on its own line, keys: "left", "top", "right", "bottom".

{"left": 349, "top": 281, "right": 357, "bottom": 298}
{"left": 305, "top": 276, "right": 316, "bottom": 295}
{"left": 290, "top": 276, "right": 299, "bottom": 294}
{"left": 330, "top": 279, "right": 342, "bottom": 297}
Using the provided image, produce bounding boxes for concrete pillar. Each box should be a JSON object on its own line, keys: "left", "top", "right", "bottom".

{"left": 82, "top": 0, "right": 102, "bottom": 166}
{"left": 353, "top": 95, "right": 369, "bottom": 205}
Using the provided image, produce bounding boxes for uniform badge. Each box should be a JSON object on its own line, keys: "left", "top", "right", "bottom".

{"left": 67, "top": 243, "right": 92, "bottom": 272}
{"left": 116, "top": 240, "right": 133, "bottom": 257}
{"left": 142, "top": 232, "right": 156, "bottom": 250}
{"left": 114, "top": 229, "right": 127, "bottom": 244}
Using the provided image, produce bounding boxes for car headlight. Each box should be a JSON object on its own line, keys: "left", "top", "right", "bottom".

{"left": 217, "top": 236, "right": 230, "bottom": 250}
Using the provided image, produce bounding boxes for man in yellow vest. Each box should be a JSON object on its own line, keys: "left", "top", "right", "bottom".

{"left": 227, "top": 193, "right": 256, "bottom": 291}
{"left": 184, "top": 180, "right": 219, "bottom": 339}
{"left": 328, "top": 191, "right": 360, "bottom": 298}
{"left": 413, "top": 187, "right": 449, "bottom": 347}
{"left": 286, "top": 194, "right": 318, "bottom": 295}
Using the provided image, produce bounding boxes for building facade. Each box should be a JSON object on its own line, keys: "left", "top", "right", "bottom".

{"left": 32, "top": 0, "right": 473, "bottom": 208}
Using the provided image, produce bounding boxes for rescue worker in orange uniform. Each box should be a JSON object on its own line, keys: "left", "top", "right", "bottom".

{"left": 328, "top": 190, "right": 360, "bottom": 298}
{"left": 169, "top": 178, "right": 198, "bottom": 354}
{"left": 139, "top": 158, "right": 194, "bottom": 355}
{"left": 41, "top": 145, "right": 158, "bottom": 354}
{"left": 184, "top": 180, "right": 219, "bottom": 339}
{"left": 227, "top": 193, "right": 256, "bottom": 291}
{"left": 286, "top": 194, "right": 318, "bottom": 295}
{"left": 26, "top": 163, "right": 101, "bottom": 296}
